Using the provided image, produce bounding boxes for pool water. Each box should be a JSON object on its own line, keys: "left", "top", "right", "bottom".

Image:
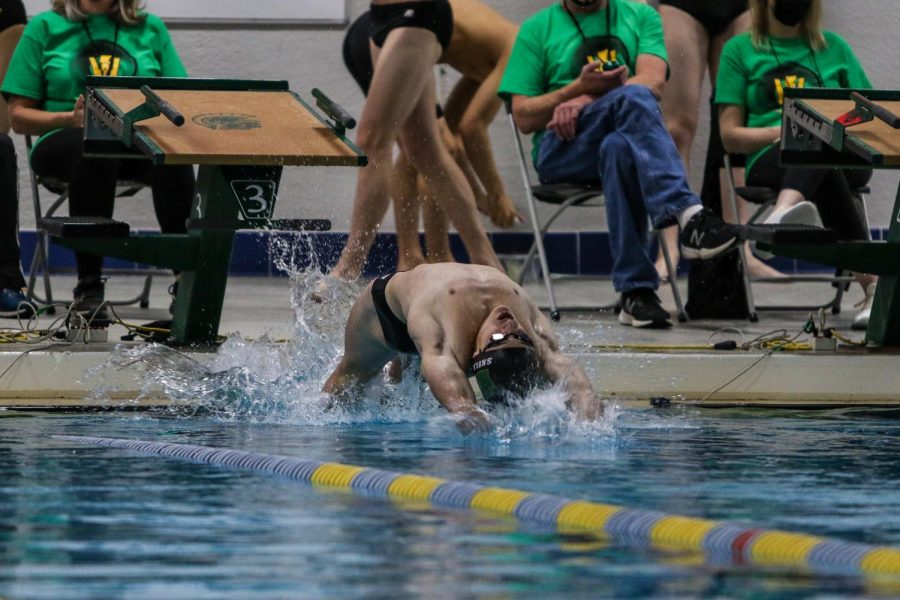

{"left": 1, "top": 407, "right": 899, "bottom": 599}
{"left": 2, "top": 267, "right": 899, "bottom": 598}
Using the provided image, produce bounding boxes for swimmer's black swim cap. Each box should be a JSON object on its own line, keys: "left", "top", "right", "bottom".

{"left": 467, "top": 346, "right": 544, "bottom": 405}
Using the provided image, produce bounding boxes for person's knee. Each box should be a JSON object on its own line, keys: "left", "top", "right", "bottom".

{"left": 666, "top": 115, "right": 698, "bottom": 153}
{"left": 599, "top": 132, "right": 629, "bottom": 159}
{"left": 616, "top": 85, "right": 660, "bottom": 114}
{"left": 355, "top": 126, "right": 397, "bottom": 160}
{"left": 400, "top": 131, "right": 444, "bottom": 167}
{"left": 457, "top": 115, "right": 487, "bottom": 144}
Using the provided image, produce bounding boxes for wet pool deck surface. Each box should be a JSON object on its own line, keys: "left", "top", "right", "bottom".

{"left": 1, "top": 273, "right": 896, "bottom": 409}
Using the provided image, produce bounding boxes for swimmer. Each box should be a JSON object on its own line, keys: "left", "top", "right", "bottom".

{"left": 323, "top": 263, "right": 603, "bottom": 432}
{"left": 329, "top": 0, "right": 502, "bottom": 283}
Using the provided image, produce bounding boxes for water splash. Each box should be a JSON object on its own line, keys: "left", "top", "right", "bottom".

{"left": 84, "top": 246, "right": 620, "bottom": 442}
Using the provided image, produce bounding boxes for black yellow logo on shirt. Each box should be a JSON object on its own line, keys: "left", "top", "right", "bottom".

{"left": 571, "top": 35, "right": 630, "bottom": 75}
{"left": 89, "top": 55, "right": 121, "bottom": 77}
{"left": 74, "top": 40, "right": 136, "bottom": 80}
{"left": 758, "top": 63, "right": 822, "bottom": 109}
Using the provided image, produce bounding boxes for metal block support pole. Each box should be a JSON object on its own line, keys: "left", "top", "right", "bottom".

{"left": 170, "top": 164, "right": 283, "bottom": 346}
{"left": 865, "top": 182, "right": 900, "bottom": 346}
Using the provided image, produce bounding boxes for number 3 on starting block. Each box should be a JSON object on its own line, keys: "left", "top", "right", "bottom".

{"left": 231, "top": 180, "right": 278, "bottom": 219}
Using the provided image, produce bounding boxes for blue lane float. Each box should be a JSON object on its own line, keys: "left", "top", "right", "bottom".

{"left": 54, "top": 435, "right": 900, "bottom": 578}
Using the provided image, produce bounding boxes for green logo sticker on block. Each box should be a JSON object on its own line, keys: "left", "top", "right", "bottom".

{"left": 193, "top": 113, "right": 262, "bottom": 130}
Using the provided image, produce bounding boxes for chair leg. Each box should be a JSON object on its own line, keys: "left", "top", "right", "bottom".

{"left": 723, "top": 155, "right": 758, "bottom": 322}
{"left": 509, "top": 111, "right": 560, "bottom": 321}
{"left": 659, "top": 231, "right": 688, "bottom": 322}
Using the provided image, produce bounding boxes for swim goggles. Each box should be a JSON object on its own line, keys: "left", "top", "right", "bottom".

{"left": 482, "top": 331, "right": 534, "bottom": 352}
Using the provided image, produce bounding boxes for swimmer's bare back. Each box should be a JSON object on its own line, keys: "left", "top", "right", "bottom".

{"left": 390, "top": 264, "right": 541, "bottom": 344}
{"left": 441, "top": 0, "right": 517, "bottom": 81}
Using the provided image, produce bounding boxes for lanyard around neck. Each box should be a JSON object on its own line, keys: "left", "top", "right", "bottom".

{"left": 81, "top": 18, "right": 121, "bottom": 76}
{"left": 767, "top": 35, "right": 824, "bottom": 85}
{"left": 563, "top": 0, "right": 612, "bottom": 43}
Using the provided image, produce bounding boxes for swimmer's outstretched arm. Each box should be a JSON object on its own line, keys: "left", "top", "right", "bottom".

{"left": 533, "top": 313, "right": 603, "bottom": 420}
{"left": 420, "top": 352, "right": 492, "bottom": 434}
{"left": 543, "top": 353, "right": 604, "bottom": 421}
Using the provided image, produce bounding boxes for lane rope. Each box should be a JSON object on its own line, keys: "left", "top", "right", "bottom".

{"left": 54, "top": 435, "right": 900, "bottom": 577}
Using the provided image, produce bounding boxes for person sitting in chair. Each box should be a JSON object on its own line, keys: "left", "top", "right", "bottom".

{"left": 499, "top": 0, "right": 739, "bottom": 329}
{"left": 716, "top": 0, "right": 877, "bottom": 329}
{"left": 323, "top": 263, "right": 604, "bottom": 433}
{"left": 2, "top": 0, "right": 195, "bottom": 319}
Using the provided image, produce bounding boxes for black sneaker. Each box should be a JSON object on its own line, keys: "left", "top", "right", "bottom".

{"left": 72, "top": 278, "right": 109, "bottom": 322}
{"left": 618, "top": 288, "right": 672, "bottom": 328}
{"left": 680, "top": 208, "right": 739, "bottom": 260}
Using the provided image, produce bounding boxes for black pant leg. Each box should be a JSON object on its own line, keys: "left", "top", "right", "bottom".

{"left": 0, "top": 134, "right": 23, "bottom": 290}
{"left": 31, "top": 128, "right": 120, "bottom": 282}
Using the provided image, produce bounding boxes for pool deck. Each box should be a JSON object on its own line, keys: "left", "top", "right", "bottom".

{"left": 1, "top": 274, "right": 896, "bottom": 409}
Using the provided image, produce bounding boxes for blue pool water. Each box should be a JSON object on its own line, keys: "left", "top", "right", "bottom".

{"left": 2, "top": 268, "right": 899, "bottom": 598}
{"left": 2, "top": 408, "right": 899, "bottom": 599}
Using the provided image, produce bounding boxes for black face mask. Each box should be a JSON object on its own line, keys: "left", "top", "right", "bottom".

{"left": 773, "top": 0, "right": 812, "bottom": 27}
{"left": 569, "top": 0, "right": 600, "bottom": 7}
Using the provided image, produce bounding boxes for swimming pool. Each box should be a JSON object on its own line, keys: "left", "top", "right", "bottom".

{"left": 1, "top": 405, "right": 898, "bottom": 599}
{"left": 2, "top": 270, "right": 898, "bottom": 598}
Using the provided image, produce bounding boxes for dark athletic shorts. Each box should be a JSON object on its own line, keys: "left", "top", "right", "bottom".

{"left": 370, "top": 0, "right": 454, "bottom": 50}
{"left": 343, "top": 11, "right": 444, "bottom": 117}
{"left": 371, "top": 273, "right": 418, "bottom": 354}
{"left": 659, "top": 0, "right": 748, "bottom": 37}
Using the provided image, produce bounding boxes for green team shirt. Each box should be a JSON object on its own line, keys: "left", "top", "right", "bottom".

{"left": 498, "top": 0, "right": 668, "bottom": 162}
{"left": 2, "top": 10, "right": 186, "bottom": 146}
{"left": 715, "top": 30, "right": 871, "bottom": 173}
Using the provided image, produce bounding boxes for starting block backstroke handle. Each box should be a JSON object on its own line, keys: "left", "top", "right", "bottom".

{"left": 850, "top": 91, "right": 900, "bottom": 129}
{"left": 311, "top": 88, "right": 356, "bottom": 134}
{"left": 140, "top": 85, "right": 185, "bottom": 127}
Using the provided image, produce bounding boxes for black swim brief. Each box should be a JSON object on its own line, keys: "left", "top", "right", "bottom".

{"left": 659, "top": 0, "right": 748, "bottom": 37}
{"left": 344, "top": 12, "right": 374, "bottom": 94}
{"left": 343, "top": 11, "right": 445, "bottom": 117}
{"left": 371, "top": 273, "right": 418, "bottom": 354}
{"left": 369, "top": 0, "right": 454, "bottom": 50}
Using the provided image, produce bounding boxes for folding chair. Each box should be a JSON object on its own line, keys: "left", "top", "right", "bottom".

{"left": 506, "top": 102, "right": 687, "bottom": 323}
{"left": 723, "top": 154, "right": 865, "bottom": 321}
{"left": 25, "top": 135, "right": 155, "bottom": 310}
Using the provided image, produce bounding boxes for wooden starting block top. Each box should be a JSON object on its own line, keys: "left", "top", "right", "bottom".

{"left": 97, "top": 88, "right": 362, "bottom": 167}
{"left": 799, "top": 97, "right": 900, "bottom": 166}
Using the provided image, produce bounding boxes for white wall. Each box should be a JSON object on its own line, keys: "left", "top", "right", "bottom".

{"left": 15, "top": 0, "right": 900, "bottom": 234}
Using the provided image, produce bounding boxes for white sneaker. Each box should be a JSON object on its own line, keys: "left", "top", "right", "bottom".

{"left": 764, "top": 200, "right": 824, "bottom": 227}
{"left": 852, "top": 284, "right": 876, "bottom": 331}
{"left": 752, "top": 201, "right": 824, "bottom": 260}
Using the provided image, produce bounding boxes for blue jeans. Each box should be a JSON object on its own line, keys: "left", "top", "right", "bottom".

{"left": 536, "top": 85, "right": 699, "bottom": 293}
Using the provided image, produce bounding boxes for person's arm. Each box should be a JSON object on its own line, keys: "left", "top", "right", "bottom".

{"left": 8, "top": 94, "right": 82, "bottom": 136}
{"left": 454, "top": 63, "right": 521, "bottom": 227}
{"left": 532, "top": 312, "right": 603, "bottom": 420}
{"left": 511, "top": 61, "right": 627, "bottom": 135}
{"left": 718, "top": 104, "right": 780, "bottom": 155}
{"left": 625, "top": 53, "right": 667, "bottom": 99}
{"left": 411, "top": 314, "right": 492, "bottom": 433}
{"left": 420, "top": 350, "right": 492, "bottom": 433}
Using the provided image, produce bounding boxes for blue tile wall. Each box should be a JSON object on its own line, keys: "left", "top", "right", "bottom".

{"left": 16, "top": 228, "right": 892, "bottom": 278}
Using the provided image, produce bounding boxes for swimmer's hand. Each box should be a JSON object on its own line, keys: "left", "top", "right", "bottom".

{"left": 454, "top": 406, "right": 494, "bottom": 435}
{"left": 481, "top": 192, "right": 523, "bottom": 228}
{"left": 548, "top": 95, "right": 595, "bottom": 141}
{"left": 568, "top": 393, "right": 605, "bottom": 421}
{"left": 577, "top": 62, "right": 628, "bottom": 97}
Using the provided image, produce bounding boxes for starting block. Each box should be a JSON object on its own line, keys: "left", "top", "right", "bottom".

{"left": 777, "top": 88, "right": 900, "bottom": 345}
{"left": 40, "top": 76, "right": 366, "bottom": 346}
